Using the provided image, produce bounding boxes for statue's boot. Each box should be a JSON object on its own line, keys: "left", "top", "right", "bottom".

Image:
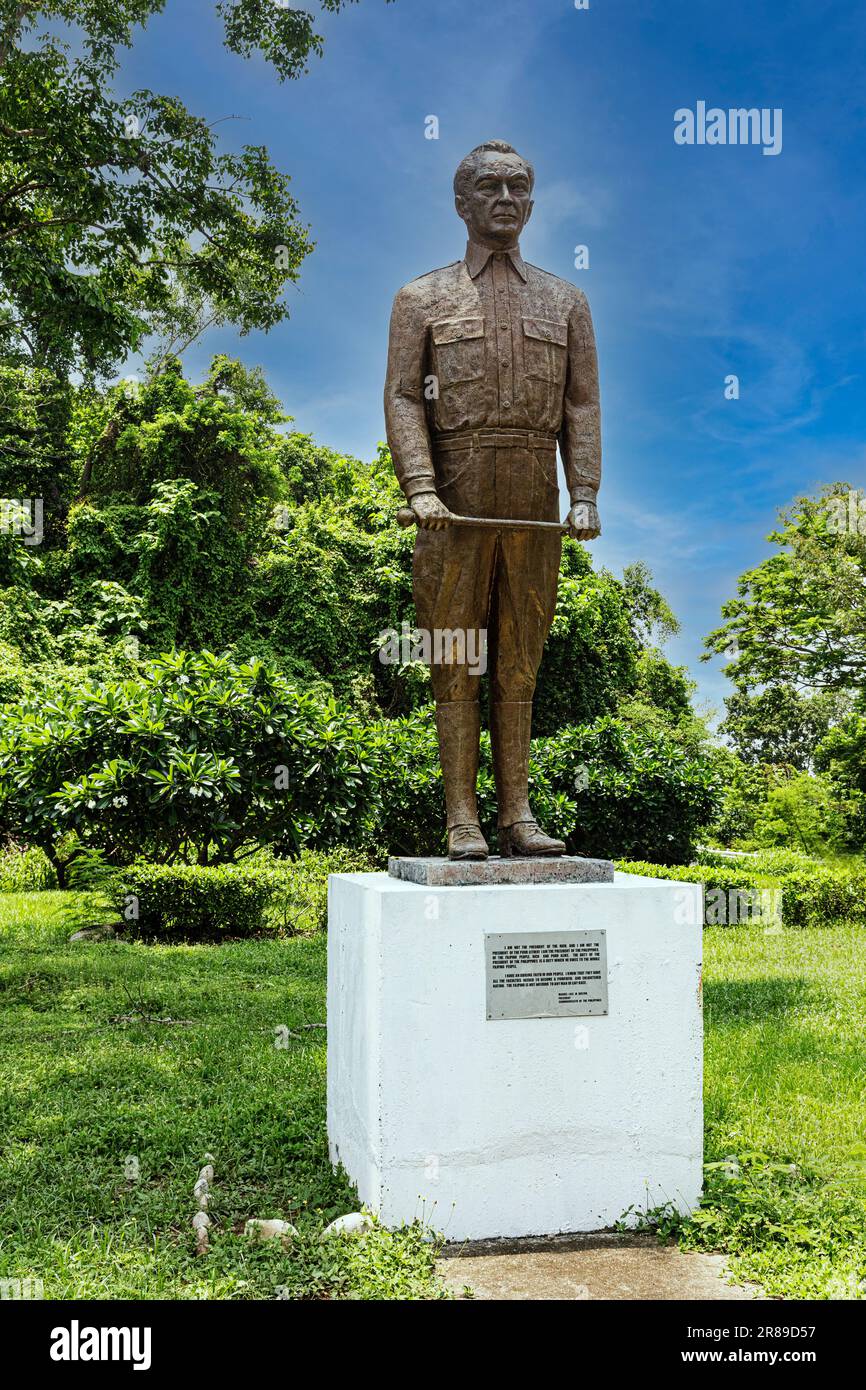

{"left": 448, "top": 823, "right": 490, "bottom": 859}
{"left": 436, "top": 701, "right": 488, "bottom": 861}
{"left": 499, "top": 820, "right": 566, "bottom": 857}
{"left": 492, "top": 700, "right": 566, "bottom": 858}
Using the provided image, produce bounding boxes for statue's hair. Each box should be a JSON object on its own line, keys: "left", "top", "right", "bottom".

{"left": 453, "top": 141, "right": 535, "bottom": 199}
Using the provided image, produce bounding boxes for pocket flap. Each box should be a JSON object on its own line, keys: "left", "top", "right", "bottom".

{"left": 432, "top": 316, "right": 485, "bottom": 345}
{"left": 523, "top": 317, "right": 568, "bottom": 347}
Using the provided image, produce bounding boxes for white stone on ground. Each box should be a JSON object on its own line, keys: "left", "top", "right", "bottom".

{"left": 192, "top": 1211, "right": 211, "bottom": 1256}
{"left": 245, "top": 1218, "right": 299, "bottom": 1248}
{"left": 321, "top": 1212, "right": 374, "bottom": 1239}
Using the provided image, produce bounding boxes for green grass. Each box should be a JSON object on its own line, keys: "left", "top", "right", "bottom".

{"left": 0, "top": 893, "right": 445, "bottom": 1300}
{"left": 1, "top": 894, "right": 864, "bottom": 1300}
{"left": 673, "top": 920, "right": 866, "bottom": 1299}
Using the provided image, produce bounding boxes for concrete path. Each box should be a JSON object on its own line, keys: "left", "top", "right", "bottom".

{"left": 436, "top": 1231, "right": 763, "bottom": 1301}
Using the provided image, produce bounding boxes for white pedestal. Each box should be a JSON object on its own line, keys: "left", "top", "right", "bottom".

{"left": 327, "top": 871, "right": 703, "bottom": 1241}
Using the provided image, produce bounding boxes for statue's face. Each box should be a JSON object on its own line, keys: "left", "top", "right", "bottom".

{"left": 455, "top": 151, "right": 534, "bottom": 248}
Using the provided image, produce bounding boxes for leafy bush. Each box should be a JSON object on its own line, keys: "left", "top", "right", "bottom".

{"left": 700, "top": 751, "right": 858, "bottom": 858}
{"left": 0, "top": 642, "right": 720, "bottom": 873}
{"left": 0, "top": 632, "right": 722, "bottom": 872}
{"left": 532, "top": 720, "right": 719, "bottom": 863}
{"left": 0, "top": 651, "right": 376, "bottom": 878}
{"left": 749, "top": 770, "right": 851, "bottom": 855}
{"left": 701, "top": 748, "right": 768, "bottom": 849}
{"left": 0, "top": 842, "right": 57, "bottom": 892}
{"left": 263, "top": 846, "right": 382, "bottom": 934}
{"left": 116, "top": 862, "right": 276, "bottom": 940}
{"left": 617, "top": 858, "right": 866, "bottom": 928}
{"left": 373, "top": 711, "right": 719, "bottom": 863}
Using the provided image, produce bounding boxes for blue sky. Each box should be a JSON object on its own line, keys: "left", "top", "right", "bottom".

{"left": 119, "top": 0, "right": 866, "bottom": 718}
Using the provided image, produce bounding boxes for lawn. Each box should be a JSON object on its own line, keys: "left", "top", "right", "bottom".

{"left": 0, "top": 892, "right": 864, "bottom": 1300}
{"left": 0, "top": 892, "right": 443, "bottom": 1300}
{"left": 688, "top": 919, "right": 866, "bottom": 1299}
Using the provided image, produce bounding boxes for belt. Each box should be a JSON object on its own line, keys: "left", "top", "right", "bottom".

{"left": 433, "top": 428, "right": 557, "bottom": 452}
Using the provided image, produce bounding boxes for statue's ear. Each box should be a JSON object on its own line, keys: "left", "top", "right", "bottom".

{"left": 454, "top": 195, "right": 468, "bottom": 222}
{"left": 523, "top": 199, "right": 535, "bottom": 228}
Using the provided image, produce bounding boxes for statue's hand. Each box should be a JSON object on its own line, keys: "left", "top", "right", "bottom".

{"left": 566, "top": 500, "right": 601, "bottom": 541}
{"left": 411, "top": 491, "right": 454, "bottom": 531}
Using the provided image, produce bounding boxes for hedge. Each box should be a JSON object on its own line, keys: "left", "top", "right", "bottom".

{"left": 114, "top": 847, "right": 379, "bottom": 940}
{"left": 616, "top": 858, "right": 866, "bottom": 928}
{"left": 116, "top": 862, "right": 275, "bottom": 940}
{"left": 695, "top": 847, "right": 822, "bottom": 875}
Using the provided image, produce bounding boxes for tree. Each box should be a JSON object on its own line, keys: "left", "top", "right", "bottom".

{"left": 0, "top": 364, "right": 76, "bottom": 533}
{"left": 620, "top": 559, "right": 680, "bottom": 648}
{"left": 702, "top": 487, "right": 866, "bottom": 851}
{"left": 3, "top": 350, "right": 706, "bottom": 745}
{"left": 0, "top": 1, "right": 381, "bottom": 375}
{"left": 704, "top": 486, "right": 866, "bottom": 694}
{"left": 720, "top": 685, "right": 855, "bottom": 770}
{"left": 814, "top": 706, "right": 866, "bottom": 849}
{"left": 749, "top": 768, "right": 851, "bottom": 856}
{"left": 532, "top": 542, "right": 638, "bottom": 735}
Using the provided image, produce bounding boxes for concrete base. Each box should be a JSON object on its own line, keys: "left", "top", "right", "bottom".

{"left": 436, "top": 1233, "right": 761, "bottom": 1301}
{"left": 327, "top": 871, "right": 703, "bottom": 1241}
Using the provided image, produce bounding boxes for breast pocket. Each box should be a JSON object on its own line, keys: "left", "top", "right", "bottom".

{"left": 522, "top": 317, "right": 568, "bottom": 382}
{"left": 432, "top": 317, "right": 486, "bottom": 385}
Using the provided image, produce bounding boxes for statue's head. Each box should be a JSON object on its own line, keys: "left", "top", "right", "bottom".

{"left": 453, "top": 140, "right": 535, "bottom": 249}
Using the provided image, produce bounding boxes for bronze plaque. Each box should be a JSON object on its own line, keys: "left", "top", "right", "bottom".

{"left": 486, "top": 930, "right": 608, "bottom": 1020}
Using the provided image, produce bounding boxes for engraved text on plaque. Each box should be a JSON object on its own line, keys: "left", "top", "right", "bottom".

{"left": 485, "top": 930, "right": 608, "bottom": 1020}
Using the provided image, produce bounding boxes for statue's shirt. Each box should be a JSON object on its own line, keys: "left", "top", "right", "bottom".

{"left": 385, "top": 240, "right": 601, "bottom": 506}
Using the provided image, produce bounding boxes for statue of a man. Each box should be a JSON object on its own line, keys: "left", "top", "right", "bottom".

{"left": 384, "top": 140, "right": 602, "bottom": 861}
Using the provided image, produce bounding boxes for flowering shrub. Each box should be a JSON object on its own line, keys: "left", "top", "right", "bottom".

{"left": 0, "top": 651, "right": 374, "bottom": 881}
{"left": 0, "top": 653, "right": 719, "bottom": 877}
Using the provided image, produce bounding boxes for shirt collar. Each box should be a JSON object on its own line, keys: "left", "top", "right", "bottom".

{"left": 464, "top": 240, "right": 528, "bottom": 283}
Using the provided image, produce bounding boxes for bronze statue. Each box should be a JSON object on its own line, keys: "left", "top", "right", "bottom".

{"left": 384, "top": 140, "right": 602, "bottom": 861}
